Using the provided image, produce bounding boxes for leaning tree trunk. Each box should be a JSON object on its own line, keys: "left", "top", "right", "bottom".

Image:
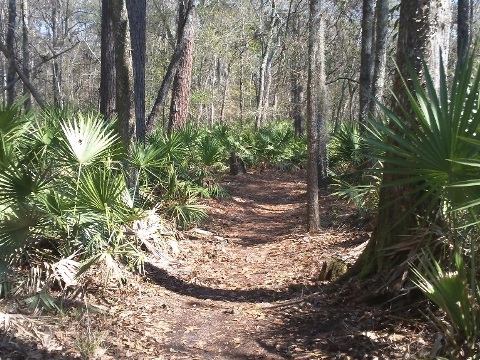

{"left": 353, "top": 0, "right": 451, "bottom": 277}
{"left": 111, "top": 0, "right": 136, "bottom": 146}
{"left": 147, "top": 0, "right": 197, "bottom": 135}
{"left": 167, "top": 0, "right": 196, "bottom": 133}
{"left": 100, "top": 0, "right": 116, "bottom": 123}
{"left": 6, "top": 0, "right": 16, "bottom": 107}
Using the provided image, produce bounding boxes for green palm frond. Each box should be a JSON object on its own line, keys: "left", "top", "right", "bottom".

{"left": 0, "top": 163, "right": 51, "bottom": 206}
{"left": 411, "top": 249, "right": 480, "bottom": 350}
{"left": 0, "top": 104, "right": 30, "bottom": 141}
{"left": 167, "top": 203, "right": 207, "bottom": 227}
{"left": 199, "top": 136, "right": 223, "bottom": 166}
{"left": 0, "top": 207, "right": 42, "bottom": 261}
{"left": 129, "top": 142, "right": 164, "bottom": 171}
{"left": 366, "top": 53, "right": 480, "bottom": 217}
{"left": 61, "top": 113, "right": 119, "bottom": 166}
{"left": 77, "top": 167, "right": 128, "bottom": 220}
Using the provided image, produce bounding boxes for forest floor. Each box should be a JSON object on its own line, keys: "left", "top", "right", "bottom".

{"left": 0, "top": 170, "right": 435, "bottom": 359}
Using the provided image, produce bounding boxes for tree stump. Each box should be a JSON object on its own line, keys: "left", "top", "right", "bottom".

{"left": 229, "top": 152, "right": 246, "bottom": 175}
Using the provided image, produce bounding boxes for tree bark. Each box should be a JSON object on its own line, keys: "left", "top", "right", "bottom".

{"left": 126, "top": 0, "right": 146, "bottom": 142}
{"left": 255, "top": 0, "right": 278, "bottom": 131}
{"left": 167, "top": 0, "right": 196, "bottom": 133}
{"left": 6, "top": 0, "right": 16, "bottom": 107}
{"left": 354, "top": 0, "right": 451, "bottom": 277}
{"left": 21, "top": 0, "right": 32, "bottom": 112}
{"left": 111, "top": 0, "right": 136, "bottom": 146}
{"left": 358, "top": 0, "right": 375, "bottom": 123}
{"left": 317, "top": 13, "right": 328, "bottom": 189}
{"left": 457, "top": 0, "right": 469, "bottom": 67}
{"left": 100, "top": 0, "right": 116, "bottom": 123}
{"left": 147, "top": 0, "right": 197, "bottom": 135}
{"left": 52, "top": 0, "right": 63, "bottom": 108}
{"left": 306, "top": 0, "right": 321, "bottom": 233}
{"left": 370, "top": 0, "right": 388, "bottom": 115}
{"left": 0, "top": 42, "right": 45, "bottom": 108}
{"left": 429, "top": 0, "right": 451, "bottom": 92}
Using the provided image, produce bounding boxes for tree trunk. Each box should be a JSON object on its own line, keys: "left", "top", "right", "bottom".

{"left": 358, "top": 0, "right": 375, "bottom": 123}
{"left": 255, "top": 0, "right": 278, "bottom": 131}
{"left": 317, "top": 14, "right": 328, "bottom": 189}
{"left": 429, "top": 0, "right": 451, "bottom": 92}
{"left": 370, "top": 0, "right": 388, "bottom": 115}
{"left": 100, "top": 0, "right": 116, "bottom": 123}
{"left": 21, "top": 0, "right": 31, "bottom": 112}
{"left": 111, "top": 0, "right": 136, "bottom": 146}
{"left": 457, "top": 0, "right": 469, "bottom": 67}
{"left": 239, "top": 54, "right": 245, "bottom": 124}
{"left": 306, "top": 0, "right": 322, "bottom": 233}
{"left": 6, "top": 0, "right": 16, "bottom": 107}
{"left": 167, "top": 0, "right": 196, "bottom": 133}
{"left": 353, "top": 0, "right": 451, "bottom": 278}
{"left": 220, "top": 63, "right": 231, "bottom": 124}
{"left": 52, "top": 0, "right": 63, "bottom": 108}
{"left": 291, "top": 15, "right": 304, "bottom": 138}
{"left": 147, "top": 0, "right": 197, "bottom": 135}
{"left": 126, "top": 0, "right": 146, "bottom": 142}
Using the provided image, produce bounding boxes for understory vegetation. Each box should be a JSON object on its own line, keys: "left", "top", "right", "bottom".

{"left": 0, "top": 110, "right": 306, "bottom": 308}
{"left": 3, "top": 58, "right": 480, "bottom": 358}
{"left": 328, "top": 54, "right": 480, "bottom": 357}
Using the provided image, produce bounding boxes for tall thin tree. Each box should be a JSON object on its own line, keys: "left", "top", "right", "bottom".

{"left": 370, "top": 0, "right": 388, "bottom": 115}
{"left": 111, "top": 0, "right": 136, "bottom": 146}
{"left": 21, "top": 0, "right": 31, "bottom": 112}
{"left": 6, "top": 0, "right": 16, "bottom": 107}
{"left": 306, "top": 0, "right": 322, "bottom": 232}
{"left": 358, "top": 0, "right": 375, "bottom": 123}
{"left": 100, "top": 0, "right": 116, "bottom": 123}
{"left": 126, "top": 0, "right": 146, "bottom": 142}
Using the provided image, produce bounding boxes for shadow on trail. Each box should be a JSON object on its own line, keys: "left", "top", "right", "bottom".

{"left": 256, "top": 282, "right": 430, "bottom": 358}
{"left": 0, "top": 333, "right": 77, "bottom": 360}
{"left": 145, "top": 262, "right": 297, "bottom": 303}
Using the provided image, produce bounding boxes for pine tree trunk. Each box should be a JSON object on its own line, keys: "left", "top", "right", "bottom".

{"left": 147, "top": 0, "right": 196, "bottom": 135}
{"left": 168, "top": 0, "right": 195, "bottom": 133}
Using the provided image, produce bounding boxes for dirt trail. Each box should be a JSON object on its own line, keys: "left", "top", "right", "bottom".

{"left": 0, "top": 170, "right": 433, "bottom": 359}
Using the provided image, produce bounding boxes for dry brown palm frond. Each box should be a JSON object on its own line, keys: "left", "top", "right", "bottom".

{"left": 128, "top": 208, "right": 179, "bottom": 264}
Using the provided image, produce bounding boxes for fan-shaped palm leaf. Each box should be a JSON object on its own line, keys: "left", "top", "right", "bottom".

{"left": 365, "top": 53, "right": 480, "bottom": 219}
{"left": 61, "top": 113, "right": 119, "bottom": 166}
{"left": 77, "top": 167, "right": 128, "bottom": 220}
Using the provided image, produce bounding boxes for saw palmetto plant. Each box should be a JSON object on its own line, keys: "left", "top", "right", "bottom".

{"left": 366, "top": 51, "right": 480, "bottom": 356}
